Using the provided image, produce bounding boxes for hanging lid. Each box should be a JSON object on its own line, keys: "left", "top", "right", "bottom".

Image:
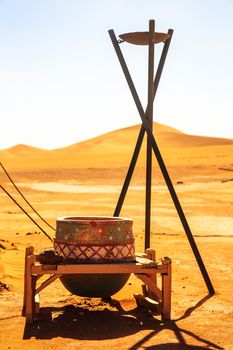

{"left": 119, "top": 31, "right": 170, "bottom": 45}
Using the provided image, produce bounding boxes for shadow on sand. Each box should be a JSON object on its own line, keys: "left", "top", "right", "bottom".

{"left": 23, "top": 294, "right": 223, "bottom": 350}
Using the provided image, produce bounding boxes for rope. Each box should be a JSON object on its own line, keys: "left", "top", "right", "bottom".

{"left": 0, "top": 162, "right": 55, "bottom": 230}
{"left": 0, "top": 184, "right": 53, "bottom": 242}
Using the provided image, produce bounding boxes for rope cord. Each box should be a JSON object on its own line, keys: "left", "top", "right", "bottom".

{"left": 0, "top": 184, "right": 53, "bottom": 242}
{"left": 0, "top": 162, "right": 55, "bottom": 230}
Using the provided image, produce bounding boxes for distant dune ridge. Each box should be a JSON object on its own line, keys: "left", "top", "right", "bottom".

{"left": 0, "top": 122, "right": 232, "bottom": 171}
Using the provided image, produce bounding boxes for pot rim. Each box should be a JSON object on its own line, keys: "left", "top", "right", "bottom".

{"left": 56, "top": 216, "right": 133, "bottom": 223}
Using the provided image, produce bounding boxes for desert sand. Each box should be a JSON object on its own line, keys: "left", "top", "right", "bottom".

{"left": 0, "top": 122, "right": 233, "bottom": 349}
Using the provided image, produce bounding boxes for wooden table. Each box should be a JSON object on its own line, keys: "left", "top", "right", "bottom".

{"left": 22, "top": 246, "right": 172, "bottom": 323}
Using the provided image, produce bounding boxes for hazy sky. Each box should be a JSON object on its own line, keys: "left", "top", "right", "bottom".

{"left": 0, "top": 0, "right": 232, "bottom": 149}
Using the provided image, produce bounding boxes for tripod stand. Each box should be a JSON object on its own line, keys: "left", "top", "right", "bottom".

{"left": 109, "top": 19, "right": 214, "bottom": 295}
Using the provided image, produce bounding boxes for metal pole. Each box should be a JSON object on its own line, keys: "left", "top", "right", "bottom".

{"left": 113, "top": 29, "right": 173, "bottom": 217}
{"left": 109, "top": 28, "right": 215, "bottom": 295}
{"left": 114, "top": 127, "right": 145, "bottom": 216}
{"left": 145, "top": 19, "right": 155, "bottom": 250}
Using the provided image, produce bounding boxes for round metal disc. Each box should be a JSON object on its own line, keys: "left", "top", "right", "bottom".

{"left": 119, "top": 31, "right": 170, "bottom": 45}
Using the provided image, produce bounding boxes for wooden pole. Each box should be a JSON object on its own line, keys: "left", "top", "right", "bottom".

{"left": 22, "top": 246, "right": 34, "bottom": 316}
{"left": 25, "top": 254, "right": 36, "bottom": 323}
{"left": 162, "top": 257, "right": 172, "bottom": 320}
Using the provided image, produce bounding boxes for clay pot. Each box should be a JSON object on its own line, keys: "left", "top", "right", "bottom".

{"left": 54, "top": 216, "right": 135, "bottom": 297}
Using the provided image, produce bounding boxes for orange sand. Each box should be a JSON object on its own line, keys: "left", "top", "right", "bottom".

{"left": 0, "top": 123, "right": 233, "bottom": 349}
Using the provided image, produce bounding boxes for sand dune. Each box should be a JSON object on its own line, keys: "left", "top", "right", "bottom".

{"left": 0, "top": 122, "right": 233, "bottom": 349}
{"left": 53, "top": 122, "right": 233, "bottom": 151}
{"left": 0, "top": 122, "right": 232, "bottom": 171}
{"left": 4, "top": 144, "right": 48, "bottom": 155}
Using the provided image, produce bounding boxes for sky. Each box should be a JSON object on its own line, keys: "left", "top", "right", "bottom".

{"left": 0, "top": 0, "right": 232, "bottom": 149}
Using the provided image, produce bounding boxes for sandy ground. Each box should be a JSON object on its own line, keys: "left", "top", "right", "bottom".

{"left": 0, "top": 125, "right": 233, "bottom": 349}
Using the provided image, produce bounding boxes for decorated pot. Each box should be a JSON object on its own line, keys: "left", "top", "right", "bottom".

{"left": 54, "top": 216, "right": 135, "bottom": 297}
